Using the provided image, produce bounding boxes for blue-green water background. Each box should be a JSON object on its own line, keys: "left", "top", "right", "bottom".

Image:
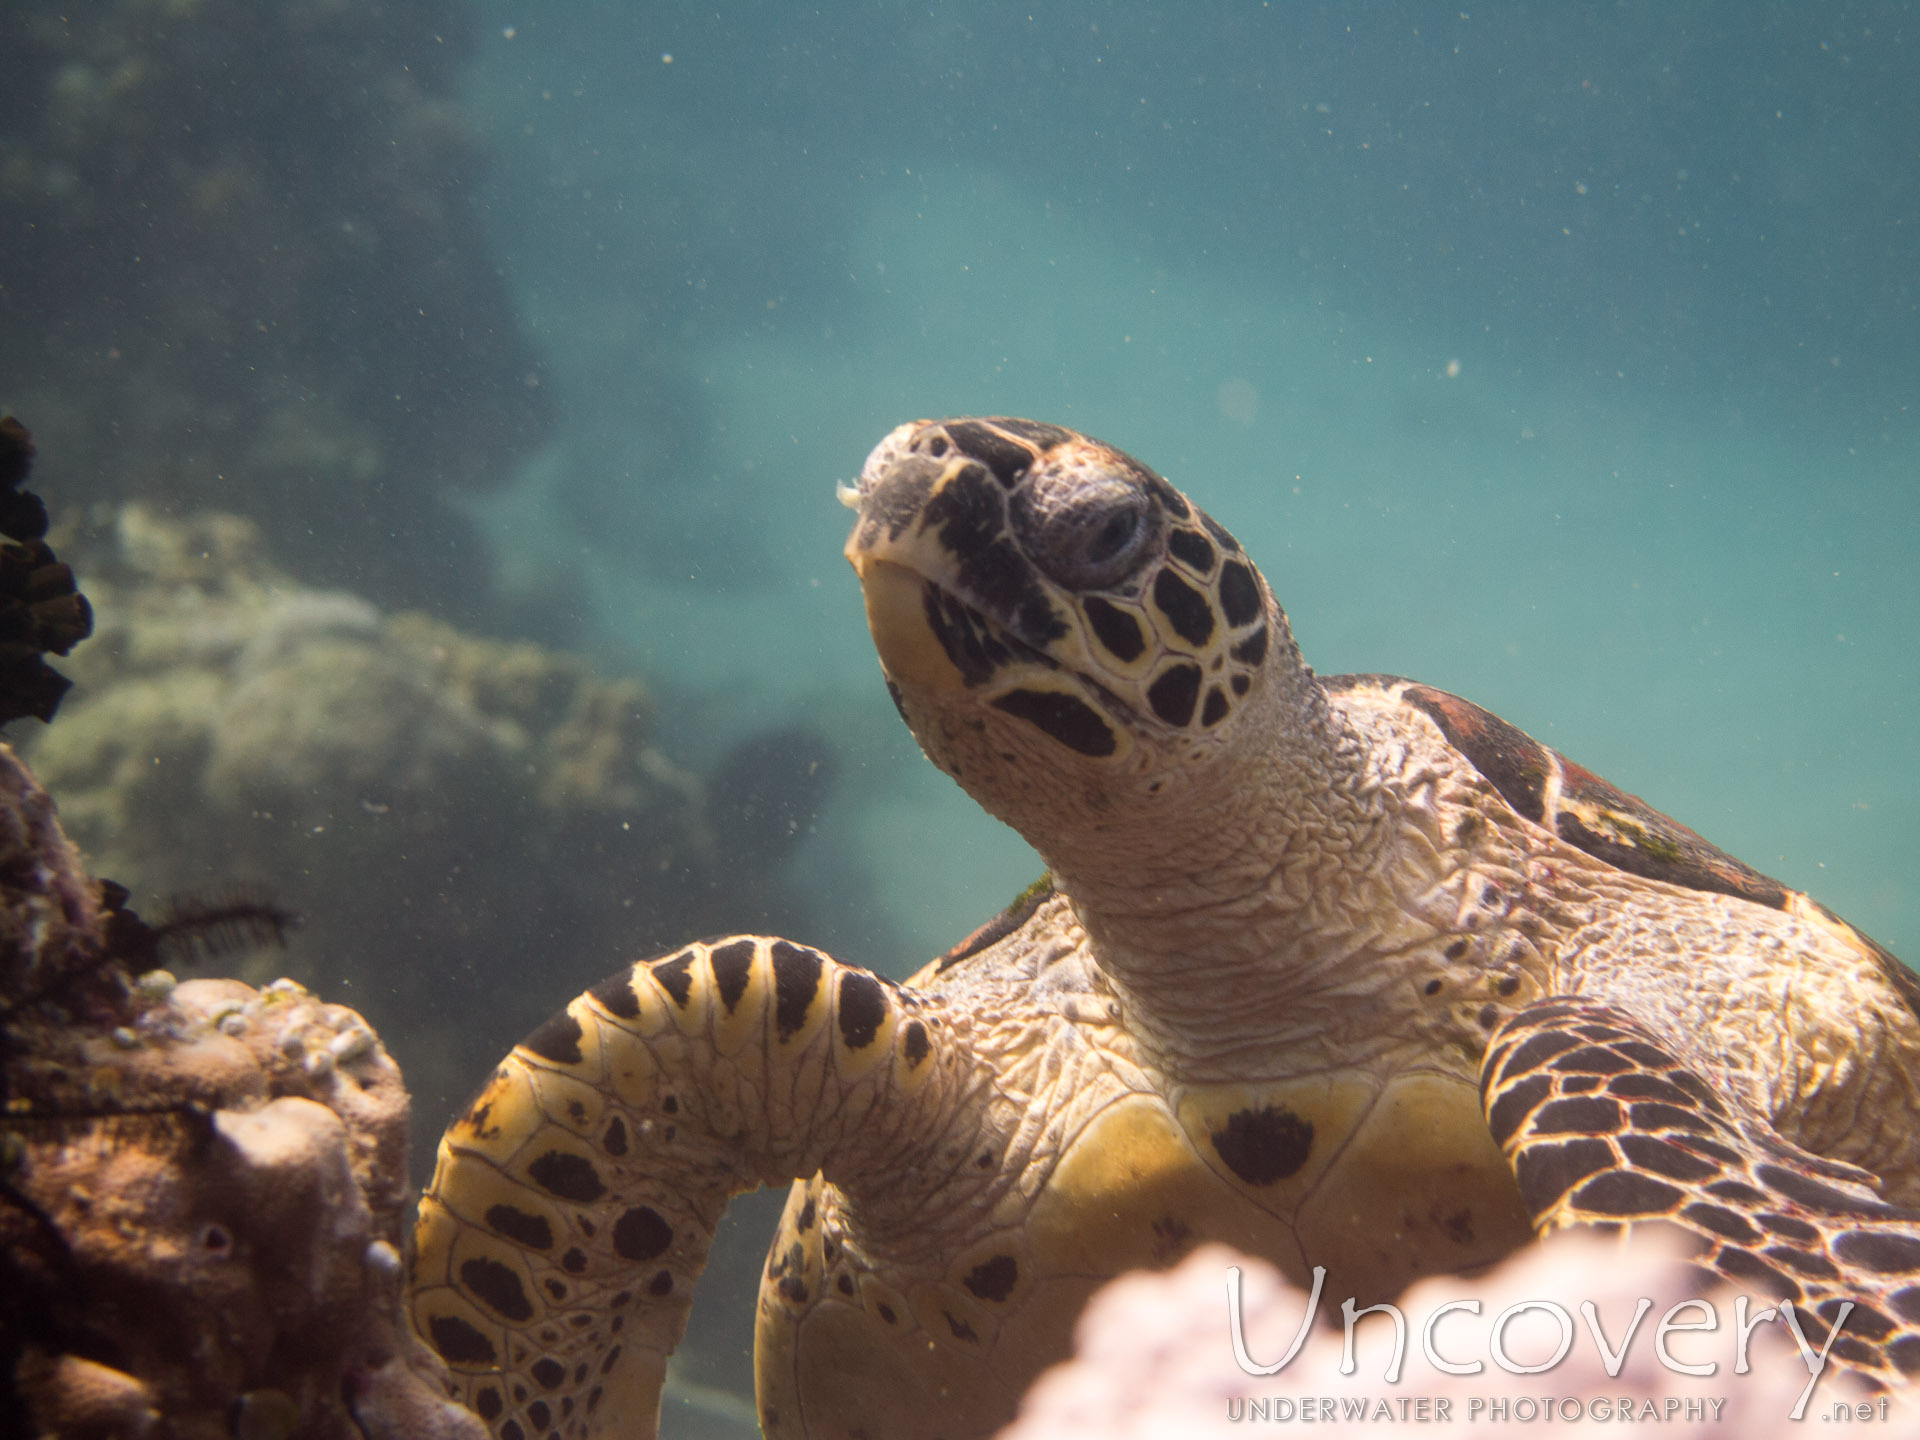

{"left": 448, "top": 8, "right": 1919, "bottom": 1423}
{"left": 460, "top": 1, "right": 1916, "bottom": 965}
{"left": 461, "top": 5, "right": 1916, "bottom": 1430}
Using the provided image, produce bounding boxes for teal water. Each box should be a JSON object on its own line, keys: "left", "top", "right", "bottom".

{"left": 455, "top": 5, "right": 1917, "bottom": 1428}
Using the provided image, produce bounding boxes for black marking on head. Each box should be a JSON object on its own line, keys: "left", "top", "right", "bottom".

{"left": 527, "top": 1151, "right": 605, "bottom": 1203}
{"left": 589, "top": 970, "right": 642, "bottom": 1020}
{"left": 1198, "top": 509, "right": 1238, "bottom": 550}
{"left": 1217, "top": 561, "right": 1261, "bottom": 627}
{"left": 1230, "top": 673, "right": 1250, "bottom": 696}
{"left": 650, "top": 1269, "right": 674, "bottom": 1296}
{"left": 561, "top": 1247, "right": 586, "bottom": 1274}
{"left": 662, "top": 1094, "right": 678, "bottom": 1115}
{"left": 797, "top": 1197, "right": 816, "bottom": 1231}
{"left": 1514, "top": 1138, "right": 1614, "bottom": 1211}
{"left": 1200, "top": 687, "right": 1230, "bottom": 727}
{"left": 461, "top": 1257, "right": 535, "bottom": 1322}
{"left": 1147, "top": 663, "right": 1202, "bottom": 727}
{"left": 651, "top": 952, "right": 695, "bottom": 1007}
{"left": 544, "top": 1279, "right": 566, "bottom": 1301}
{"left": 944, "top": 421, "right": 1037, "bottom": 488}
{"left": 475, "top": 1388, "right": 504, "bottom": 1421}
{"left": 837, "top": 1274, "right": 855, "bottom": 1295}
{"left": 836, "top": 971, "right": 887, "bottom": 1049}
{"left": 1229, "top": 625, "right": 1268, "bottom": 667}
{"left": 778, "top": 1275, "right": 808, "bottom": 1304}
{"left": 902, "top": 1020, "right": 930, "bottom": 1065}
{"left": 771, "top": 941, "right": 825, "bottom": 1040}
{"left": 1083, "top": 596, "right": 1145, "bottom": 662}
{"left": 603, "top": 1115, "right": 627, "bottom": 1156}
{"left": 499, "top": 1422, "right": 525, "bottom": 1440}
{"left": 486, "top": 1204, "right": 554, "bottom": 1251}
{"left": 984, "top": 417, "right": 1074, "bottom": 449}
{"left": 429, "top": 1314, "right": 497, "bottom": 1366}
{"left": 1167, "top": 528, "right": 1216, "bottom": 574}
{"left": 963, "top": 1254, "right": 1019, "bottom": 1303}
{"left": 923, "top": 582, "right": 1032, "bottom": 687}
{"left": 924, "top": 463, "right": 1066, "bottom": 644}
{"left": 522, "top": 1011, "right": 584, "bottom": 1066}
{"left": 527, "top": 1400, "right": 552, "bottom": 1431}
{"left": 602, "top": 1344, "right": 624, "bottom": 1373}
{"left": 1209, "top": 1105, "right": 1314, "bottom": 1186}
{"left": 709, "top": 939, "right": 755, "bottom": 1012}
{"left": 1530, "top": 1096, "right": 1621, "bottom": 1136}
{"left": 878, "top": 1303, "right": 897, "bottom": 1324}
{"left": 946, "top": 1311, "right": 977, "bottom": 1342}
{"left": 991, "top": 688, "right": 1118, "bottom": 756}
{"left": 1833, "top": 1230, "right": 1920, "bottom": 1275}
{"left": 613, "top": 1206, "right": 673, "bottom": 1262}
{"left": 1152, "top": 568, "right": 1215, "bottom": 646}
{"left": 1618, "top": 1134, "right": 1721, "bottom": 1181}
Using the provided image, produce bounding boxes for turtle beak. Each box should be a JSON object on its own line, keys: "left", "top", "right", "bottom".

{"left": 852, "top": 558, "right": 969, "bottom": 692}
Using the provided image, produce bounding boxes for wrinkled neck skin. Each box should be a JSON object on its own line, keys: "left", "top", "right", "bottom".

{"left": 907, "top": 605, "right": 1391, "bottom": 1054}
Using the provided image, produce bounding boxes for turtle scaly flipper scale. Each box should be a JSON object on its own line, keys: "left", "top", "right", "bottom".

{"left": 1483, "top": 997, "right": 1920, "bottom": 1384}
{"left": 410, "top": 936, "right": 968, "bottom": 1440}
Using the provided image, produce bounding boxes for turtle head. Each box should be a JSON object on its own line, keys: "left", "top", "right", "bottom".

{"left": 844, "top": 417, "right": 1309, "bottom": 872}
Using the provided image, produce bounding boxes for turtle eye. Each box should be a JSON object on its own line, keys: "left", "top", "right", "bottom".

{"left": 1022, "top": 485, "right": 1157, "bottom": 592}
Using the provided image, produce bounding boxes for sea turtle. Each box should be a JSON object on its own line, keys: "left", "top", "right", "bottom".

{"left": 409, "top": 418, "right": 1920, "bottom": 1439}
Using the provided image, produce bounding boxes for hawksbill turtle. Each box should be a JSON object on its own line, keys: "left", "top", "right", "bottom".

{"left": 409, "top": 417, "right": 1920, "bottom": 1438}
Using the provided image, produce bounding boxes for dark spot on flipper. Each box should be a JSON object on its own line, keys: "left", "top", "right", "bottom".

{"left": 709, "top": 939, "right": 756, "bottom": 1012}
{"left": 771, "top": 941, "right": 825, "bottom": 1040}
{"left": 1514, "top": 1138, "right": 1615, "bottom": 1213}
{"left": 837, "top": 1274, "right": 855, "bottom": 1295}
{"left": 527, "top": 1400, "right": 551, "bottom": 1430}
{"left": 1147, "top": 663, "right": 1202, "bottom": 727}
{"left": 1209, "top": 1105, "right": 1314, "bottom": 1185}
{"left": 1200, "top": 687, "right": 1229, "bottom": 726}
{"left": 461, "top": 1257, "right": 535, "bottom": 1322}
{"left": 527, "top": 1151, "right": 605, "bottom": 1203}
{"left": 1571, "top": 1170, "right": 1685, "bottom": 1217}
{"left": 428, "top": 1314, "right": 497, "bottom": 1366}
{"left": 613, "top": 1206, "right": 673, "bottom": 1262}
{"left": 500, "top": 1422, "right": 525, "bottom": 1440}
{"left": 1487, "top": 1074, "right": 1552, "bottom": 1146}
{"left": 601, "top": 1345, "right": 623, "bottom": 1374}
{"left": 1083, "top": 596, "right": 1145, "bottom": 662}
{"left": 902, "top": 1020, "right": 930, "bottom": 1066}
{"left": 1216, "top": 561, "right": 1261, "bottom": 627}
{"left": 1493, "top": 1030, "right": 1583, "bottom": 1086}
{"left": 561, "top": 1247, "right": 586, "bottom": 1274}
{"left": 778, "top": 1275, "right": 809, "bottom": 1303}
{"left": 522, "top": 1011, "right": 584, "bottom": 1066}
{"left": 1530, "top": 1096, "right": 1621, "bottom": 1136}
{"left": 651, "top": 951, "right": 695, "bottom": 1007}
{"left": 1833, "top": 1230, "right": 1920, "bottom": 1275}
{"left": 1713, "top": 1247, "right": 1803, "bottom": 1300}
{"left": 1757, "top": 1164, "right": 1899, "bottom": 1218}
{"left": 1152, "top": 568, "right": 1215, "bottom": 646}
{"left": 544, "top": 1279, "right": 567, "bottom": 1300}
{"left": 946, "top": 1311, "right": 977, "bottom": 1342}
{"left": 991, "top": 688, "right": 1118, "bottom": 756}
{"left": 603, "top": 1116, "right": 627, "bottom": 1156}
{"left": 588, "top": 969, "right": 642, "bottom": 1020}
{"left": 1444, "top": 939, "right": 1470, "bottom": 960}
{"left": 836, "top": 971, "right": 888, "bottom": 1049}
{"left": 1423, "top": 978, "right": 1444, "bottom": 996}
{"left": 662, "top": 1094, "right": 678, "bottom": 1115}
{"left": 475, "top": 1388, "right": 504, "bottom": 1420}
{"left": 1229, "top": 625, "right": 1268, "bottom": 666}
{"left": 963, "top": 1254, "right": 1019, "bottom": 1303}
{"left": 650, "top": 1270, "right": 674, "bottom": 1296}
{"left": 877, "top": 1303, "right": 897, "bottom": 1324}
{"left": 1167, "top": 527, "right": 1216, "bottom": 574}
{"left": 1231, "top": 673, "right": 1250, "bottom": 695}
{"left": 1618, "top": 1134, "right": 1722, "bottom": 1181}
{"left": 797, "top": 1198, "right": 816, "bottom": 1232}
{"left": 1679, "top": 1203, "right": 1764, "bottom": 1245}
{"left": 1496, "top": 975, "right": 1521, "bottom": 996}
{"left": 486, "top": 1204, "right": 554, "bottom": 1250}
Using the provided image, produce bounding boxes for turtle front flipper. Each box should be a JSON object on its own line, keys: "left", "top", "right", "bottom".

{"left": 408, "top": 936, "right": 970, "bottom": 1440}
{"left": 1482, "top": 997, "right": 1920, "bottom": 1388}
